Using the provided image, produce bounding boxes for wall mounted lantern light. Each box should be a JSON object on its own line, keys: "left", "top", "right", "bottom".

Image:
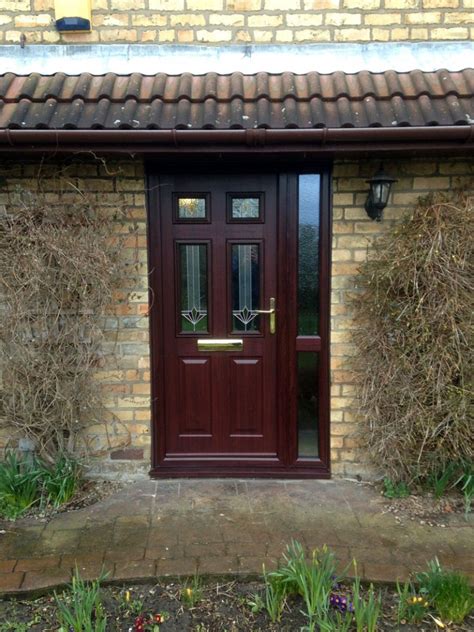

{"left": 365, "top": 165, "right": 398, "bottom": 222}
{"left": 55, "top": 0, "right": 91, "bottom": 32}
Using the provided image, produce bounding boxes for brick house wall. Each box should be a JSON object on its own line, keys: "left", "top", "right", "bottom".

{"left": 0, "top": 0, "right": 472, "bottom": 479}
{"left": 1, "top": 157, "right": 471, "bottom": 478}
{"left": 0, "top": 0, "right": 472, "bottom": 45}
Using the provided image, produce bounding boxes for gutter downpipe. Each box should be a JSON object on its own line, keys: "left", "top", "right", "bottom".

{"left": 0, "top": 126, "right": 473, "bottom": 151}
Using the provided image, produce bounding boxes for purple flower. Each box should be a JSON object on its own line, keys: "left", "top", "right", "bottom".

{"left": 330, "top": 591, "right": 354, "bottom": 614}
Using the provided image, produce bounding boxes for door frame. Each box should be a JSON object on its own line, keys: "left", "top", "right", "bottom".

{"left": 146, "top": 158, "right": 332, "bottom": 478}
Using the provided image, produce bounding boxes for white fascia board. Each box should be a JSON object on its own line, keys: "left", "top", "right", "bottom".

{"left": 0, "top": 42, "right": 473, "bottom": 75}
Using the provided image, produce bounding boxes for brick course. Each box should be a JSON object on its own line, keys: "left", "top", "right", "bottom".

{"left": 0, "top": 0, "right": 472, "bottom": 44}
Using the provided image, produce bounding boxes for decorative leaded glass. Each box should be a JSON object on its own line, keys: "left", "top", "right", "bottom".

{"left": 178, "top": 197, "right": 207, "bottom": 219}
{"left": 231, "top": 244, "right": 260, "bottom": 332}
{"left": 231, "top": 197, "right": 260, "bottom": 219}
{"left": 180, "top": 244, "right": 208, "bottom": 332}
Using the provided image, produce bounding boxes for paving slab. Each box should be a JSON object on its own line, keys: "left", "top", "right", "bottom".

{"left": 0, "top": 479, "right": 472, "bottom": 596}
{"left": 20, "top": 568, "right": 71, "bottom": 592}
{"left": 113, "top": 559, "right": 157, "bottom": 580}
{"left": 0, "top": 572, "right": 24, "bottom": 592}
{"left": 15, "top": 556, "right": 61, "bottom": 572}
{"left": 0, "top": 560, "right": 16, "bottom": 573}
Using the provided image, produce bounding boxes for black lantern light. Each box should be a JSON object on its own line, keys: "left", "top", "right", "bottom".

{"left": 365, "top": 165, "right": 397, "bottom": 222}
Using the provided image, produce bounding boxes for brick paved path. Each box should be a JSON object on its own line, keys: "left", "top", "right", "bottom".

{"left": 0, "top": 479, "right": 472, "bottom": 595}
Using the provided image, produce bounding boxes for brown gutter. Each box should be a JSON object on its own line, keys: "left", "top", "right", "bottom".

{"left": 0, "top": 126, "right": 472, "bottom": 152}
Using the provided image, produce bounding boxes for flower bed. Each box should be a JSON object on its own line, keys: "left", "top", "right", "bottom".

{"left": 0, "top": 543, "right": 472, "bottom": 631}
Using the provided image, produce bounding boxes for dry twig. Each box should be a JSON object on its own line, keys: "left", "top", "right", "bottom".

{"left": 0, "top": 165, "right": 138, "bottom": 459}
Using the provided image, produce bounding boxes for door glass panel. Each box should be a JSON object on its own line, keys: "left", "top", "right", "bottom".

{"left": 178, "top": 196, "right": 207, "bottom": 219}
{"left": 232, "top": 244, "right": 260, "bottom": 332}
{"left": 297, "top": 352, "right": 319, "bottom": 459}
{"left": 180, "top": 244, "right": 208, "bottom": 333}
{"left": 232, "top": 197, "right": 260, "bottom": 219}
{"left": 298, "top": 175, "right": 320, "bottom": 335}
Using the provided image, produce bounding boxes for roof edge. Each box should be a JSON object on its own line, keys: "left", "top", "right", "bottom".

{"left": 0, "top": 126, "right": 473, "bottom": 155}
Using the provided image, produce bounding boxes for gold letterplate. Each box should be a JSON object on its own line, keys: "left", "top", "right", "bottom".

{"left": 197, "top": 339, "right": 243, "bottom": 351}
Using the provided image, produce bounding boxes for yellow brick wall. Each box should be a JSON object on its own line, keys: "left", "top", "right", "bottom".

{"left": 330, "top": 156, "right": 473, "bottom": 478}
{"left": 0, "top": 0, "right": 472, "bottom": 44}
{"left": 0, "top": 159, "right": 151, "bottom": 479}
{"left": 1, "top": 156, "right": 472, "bottom": 479}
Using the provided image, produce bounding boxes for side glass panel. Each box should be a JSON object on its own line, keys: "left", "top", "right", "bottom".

{"left": 231, "top": 196, "right": 260, "bottom": 219}
{"left": 232, "top": 244, "right": 260, "bottom": 332}
{"left": 179, "top": 244, "right": 208, "bottom": 333}
{"left": 297, "top": 352, "right": 319, "bottom": 459}
{"left": 178, "top": 196, "right": 207, "bottom": 219}
{"left": 298, "top": 175, "right": 320, "bottom": 335}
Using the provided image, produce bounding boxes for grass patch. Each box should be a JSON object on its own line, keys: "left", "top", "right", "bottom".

{"left": 181, "top": 574, "right": 204, "bottom": 608}
{"left": 0, "top": 450, "right": 82, "bottom": 519}
{"left": 55, "top": 567, "right": 108, "bottom": 632}
{"left": 416, "top": 558, "right": 474, "bottom": 624}
{"left": 382, "top": 477, "right": 411, "bottom": 499}
{"left": 0, "top": 451, "right": 40, "bottom": 519}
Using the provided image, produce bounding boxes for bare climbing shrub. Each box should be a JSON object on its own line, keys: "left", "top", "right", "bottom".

{"left": 0, "top": 165, "right": 138, "bottom": 459}
{"left": 352, "top": 190, "right": 473, "bottom": 482}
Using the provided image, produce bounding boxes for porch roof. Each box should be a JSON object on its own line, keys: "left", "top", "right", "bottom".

{"left": 0, "top": 69, "right": 472, "bottom": 155}
{"left": 0, "top": 69, "right": 473, "bottom": 131}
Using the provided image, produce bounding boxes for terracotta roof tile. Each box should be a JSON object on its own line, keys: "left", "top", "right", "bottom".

{"left": 0, "top": 70, "right": 472, "bottom": 130}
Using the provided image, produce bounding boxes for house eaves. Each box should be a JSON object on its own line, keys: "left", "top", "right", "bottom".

{"left": 0, "top": 70, "right": 472, "bottom": 155}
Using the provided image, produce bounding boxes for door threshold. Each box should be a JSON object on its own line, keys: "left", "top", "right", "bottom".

{"left": 150, "top": 465, "right": 331, "bottom": 479}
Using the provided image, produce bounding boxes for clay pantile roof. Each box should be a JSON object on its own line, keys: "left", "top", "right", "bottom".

{"left": 0, "top": 69, "right": 472, "bottom": 130}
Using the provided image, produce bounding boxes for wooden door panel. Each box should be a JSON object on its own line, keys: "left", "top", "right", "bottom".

{"left": 177, "top": 358, "right": 212, "bottom": 436}
{"left": 228, "top": 358, "right": 263, "bottom": 437}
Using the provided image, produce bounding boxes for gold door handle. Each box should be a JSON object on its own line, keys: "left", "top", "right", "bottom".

{"left": 255, "top": 297, "right": 276, "bottom": 334}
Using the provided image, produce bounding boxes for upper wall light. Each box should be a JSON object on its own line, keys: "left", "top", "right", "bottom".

{"left": 365, "top": 165, "right": 398, "bottom": 222}
{"left": 55, "top": 0, "right": 91, "bottom": 32}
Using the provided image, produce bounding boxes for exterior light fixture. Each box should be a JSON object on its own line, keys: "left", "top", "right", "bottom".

{"left": 365, "top": 165, "right": 397, "bottom": 222}
{"left": 55, "top": 0, "right": 91, "bottom": 32}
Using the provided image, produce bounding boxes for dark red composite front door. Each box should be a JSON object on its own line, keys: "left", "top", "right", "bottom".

{"left": 159, "top": 175, "right": 279, "bottom": 461}
{"left": 148, "top": 168, "right": 330, "bottom": 477}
